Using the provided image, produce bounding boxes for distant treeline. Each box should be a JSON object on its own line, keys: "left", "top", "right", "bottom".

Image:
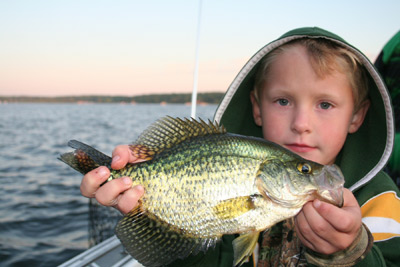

{"left": 0, "top": 92, "right": 225, "bottom": 104}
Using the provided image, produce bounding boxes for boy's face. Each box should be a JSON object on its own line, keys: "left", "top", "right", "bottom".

{"left": 251, "top": 45, "right": 368, "bottom": 165}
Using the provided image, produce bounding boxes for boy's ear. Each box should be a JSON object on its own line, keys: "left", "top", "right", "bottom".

{"left": 250, "top": 91, "right": 262, "bottom": 126}
{"left": 348, "top": 100, "right": 370, "bottom": 133}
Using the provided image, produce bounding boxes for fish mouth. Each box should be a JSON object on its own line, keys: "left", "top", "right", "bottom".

{"left": 315, "top": 164, "right": 345, "bottom": 207}
{"left": 317, "top": 187, "right": 344, "bottom": 208}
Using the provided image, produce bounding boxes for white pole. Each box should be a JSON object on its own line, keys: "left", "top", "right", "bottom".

{"left": 191, "top": 0, "right": 203, "bottom": 118}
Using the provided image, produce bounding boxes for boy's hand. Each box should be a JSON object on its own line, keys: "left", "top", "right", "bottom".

{"left": 294, "top": 188, "right": 362, "bottom": 254}
{"left": 80, "top": 145, "right": 144, "bottom": 214}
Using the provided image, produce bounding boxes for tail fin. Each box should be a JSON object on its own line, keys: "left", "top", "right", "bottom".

{"left": 58, "top": 140, "right": 112, "bottom": 175}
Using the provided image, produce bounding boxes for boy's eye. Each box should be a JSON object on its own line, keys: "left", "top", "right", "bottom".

{"left": 320, "top": 102, "right": 332, "bottom": 109}
{"left": 277, "top": 99, "right": 289, "bottom": 106}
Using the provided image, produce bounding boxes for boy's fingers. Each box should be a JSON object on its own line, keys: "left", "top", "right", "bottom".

{"left": 296, "top": 203, "right": 335, "bottom": 248}
{"left": 115, "top": 185, "right": 145, "bottom": 214}
{"left": 111, "top": 145, "right": 131, "bottom": 169}
{"left": 80, "top": 166, "right": 110, "bottom": 197}
{"left": 295, "top": 211, "right": 315, "bottom": 250}
{"left": 95, "top": 177, "right": 133, "bottom": 206}
{"left": 313, "top": 189, "right": 361, "bottom": 233}
{"left": 112, "top": 144, "right": 151, "bottom": 170}
{"left": 296, "top": 190, "right": 362, "bottom": 254}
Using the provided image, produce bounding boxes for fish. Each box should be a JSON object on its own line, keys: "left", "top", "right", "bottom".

{"left": 59, "top": 116, "right": 344, "bottom": 267}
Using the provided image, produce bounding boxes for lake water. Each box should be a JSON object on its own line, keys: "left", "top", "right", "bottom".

{"left": 0, "top": 103, "right": 217, "bottom": 267}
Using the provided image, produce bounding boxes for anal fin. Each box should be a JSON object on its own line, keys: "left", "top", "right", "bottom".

{"left": 115, "top": 204, "right": 218, "bottom": 267}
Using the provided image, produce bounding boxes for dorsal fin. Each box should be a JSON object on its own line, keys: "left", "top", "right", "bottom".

{"left": 130, "top": 116, "right": 226, "bottom": 157}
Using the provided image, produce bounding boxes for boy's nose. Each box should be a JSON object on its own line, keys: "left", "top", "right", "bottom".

{"left": 291, "top": 108, "right": 312, "bottom": 134}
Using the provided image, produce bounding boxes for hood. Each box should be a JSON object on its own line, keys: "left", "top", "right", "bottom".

{"left": 214, "top": 27, "right": 394, "bottom": 191}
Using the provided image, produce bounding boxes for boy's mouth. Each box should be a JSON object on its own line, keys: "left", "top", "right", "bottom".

{"left": 285, "top": 143, "right": 315, "bottom": 153}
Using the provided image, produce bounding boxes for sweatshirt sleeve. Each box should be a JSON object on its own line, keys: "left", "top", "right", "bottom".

{"left": 355, "top": 173, "right": 400, "bottom": 266}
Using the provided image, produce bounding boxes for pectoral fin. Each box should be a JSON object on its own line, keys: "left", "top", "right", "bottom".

{"left": 232, "top": 231, "right": 260, "bottom": 266}
{"left": 213, "top": 196, "right": 256, "bottom": 220}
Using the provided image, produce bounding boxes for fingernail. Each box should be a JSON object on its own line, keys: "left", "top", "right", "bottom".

{"left": 134, "top": 185, "right": 144, "bottom": 193}
{"left": 122, "top": 177, "right": 132, "bottom": 185}
{"left": 112, "top": 155, "right": 121, "bottom": 165}
{"left": 97, "top": 167, "right": 109, "bottom": 177}
{"left": 313, "top": 199, "right": 321, "bottom": 209}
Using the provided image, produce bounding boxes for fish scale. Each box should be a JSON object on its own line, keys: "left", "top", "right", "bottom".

{"left": 59, "top": 116, "right": 344, "bottom": 267}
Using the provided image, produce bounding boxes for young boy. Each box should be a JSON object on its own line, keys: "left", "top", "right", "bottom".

{"left": 80, "top": 27, "right": 400, "bottom": 266}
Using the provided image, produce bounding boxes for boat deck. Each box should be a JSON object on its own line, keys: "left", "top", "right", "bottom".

{"left": 59, "top": 235, "right": 143, "bottom": 267}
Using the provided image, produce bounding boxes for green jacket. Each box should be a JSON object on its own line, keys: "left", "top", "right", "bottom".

{"left": 171, "top": 27, "right": 400, "bottom": 266}
{"left": 375, "top": 30, "right": 400, "bottom": 183}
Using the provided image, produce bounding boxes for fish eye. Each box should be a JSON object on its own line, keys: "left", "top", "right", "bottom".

{"left": 297, "top": 163, "right": 312, "bottom": 174}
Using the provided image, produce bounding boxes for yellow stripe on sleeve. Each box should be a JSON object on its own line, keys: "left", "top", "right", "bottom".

{"left": 361, "top": 191, "right": 400, "bottom": 242}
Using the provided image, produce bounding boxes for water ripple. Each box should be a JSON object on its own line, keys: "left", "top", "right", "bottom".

{"left": 0, "top": 103, "right": 216, "bottom": 266}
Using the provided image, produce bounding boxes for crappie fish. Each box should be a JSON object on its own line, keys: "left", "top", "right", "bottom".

{"left": 59, "top": 117, "right": 344, "bottom": 267}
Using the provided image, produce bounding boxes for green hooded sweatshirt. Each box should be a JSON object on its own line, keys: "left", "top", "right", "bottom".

{"left": 169, "top": 27, "right": 400, "bottom": 266}
{"left": 375, "top": 30, "right": 400, "bottom": 185}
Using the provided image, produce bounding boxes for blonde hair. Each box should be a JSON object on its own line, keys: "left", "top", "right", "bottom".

{"left": 253, "top": 38, "right": 369, "bottom": 112}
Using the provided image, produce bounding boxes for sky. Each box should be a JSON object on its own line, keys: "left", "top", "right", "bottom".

{"left": 1, "top": 0, "right": 399, "bottom": 97}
